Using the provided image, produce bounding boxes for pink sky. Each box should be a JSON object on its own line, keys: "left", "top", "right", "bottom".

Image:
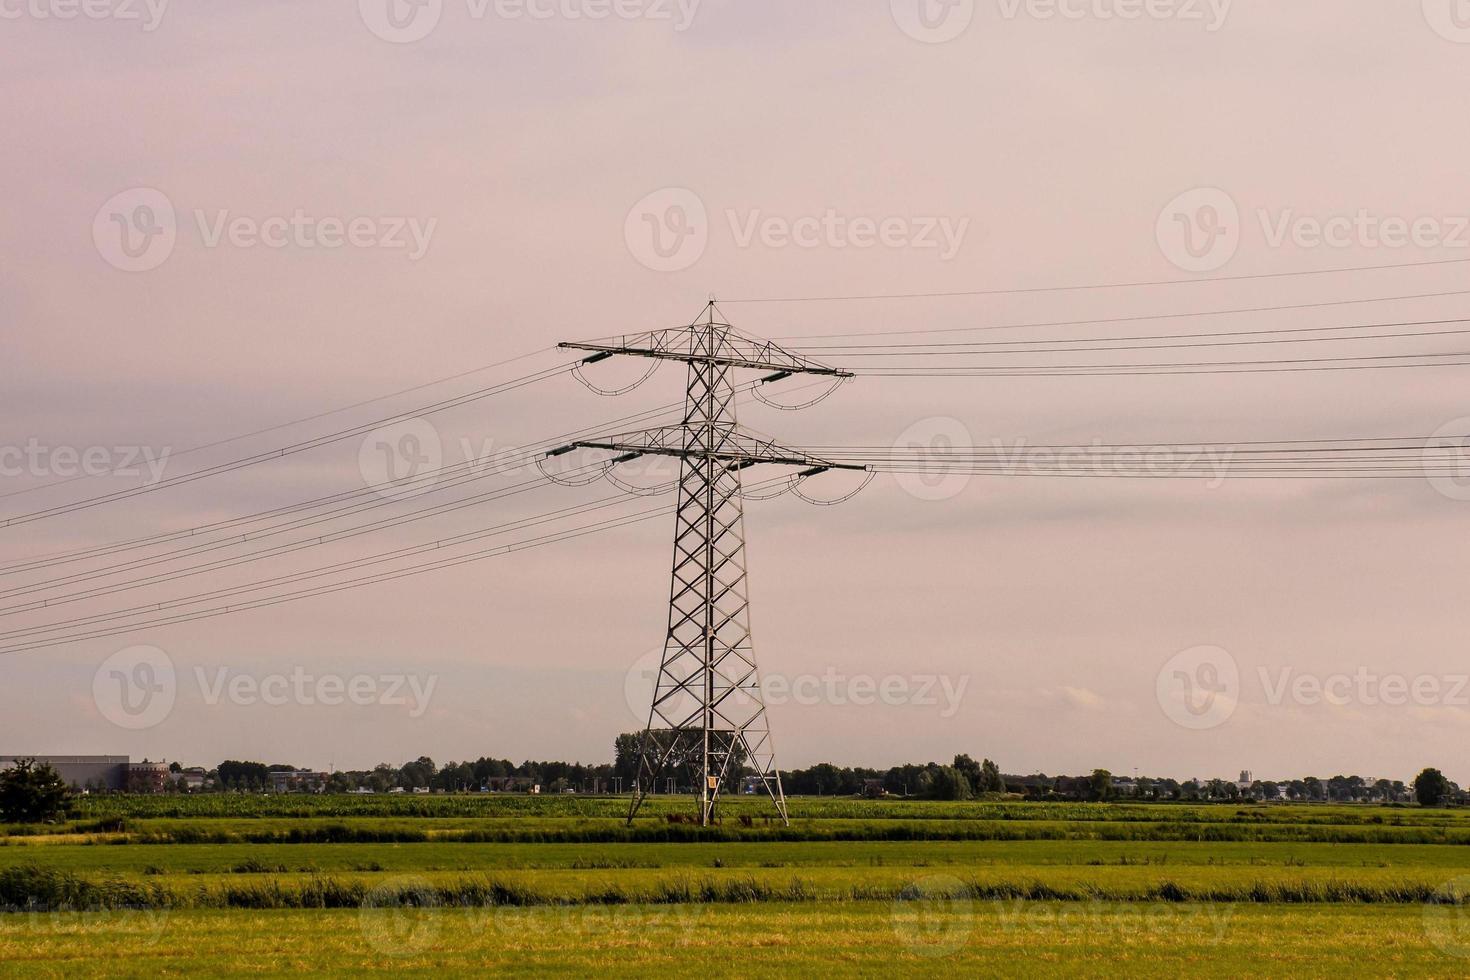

{"left": 3, "top": 1, "right": 1470, "bottom": 782}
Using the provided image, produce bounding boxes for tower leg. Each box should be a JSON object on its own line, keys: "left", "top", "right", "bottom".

{"left": 625, "top": 313, "right": 789, "bottom": 828}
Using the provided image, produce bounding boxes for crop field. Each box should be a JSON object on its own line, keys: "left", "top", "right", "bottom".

{"left": 5, "top": 796, "right": 1470, "bottom": 976}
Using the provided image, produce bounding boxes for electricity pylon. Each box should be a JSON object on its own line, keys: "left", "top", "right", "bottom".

{"left": 546, "top": 302, "right": 863, "bottom": 827}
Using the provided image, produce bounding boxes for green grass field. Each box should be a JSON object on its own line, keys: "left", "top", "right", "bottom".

{"left": 4, "top": 904, "right": 1470, "bottom": 977}
{"left": 6, "top": 796, "right": 1470, "bottom": 974}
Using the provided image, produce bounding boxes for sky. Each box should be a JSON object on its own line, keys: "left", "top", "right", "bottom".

{"left": 3, "top": 0, "right": 1470, "bottom": 783}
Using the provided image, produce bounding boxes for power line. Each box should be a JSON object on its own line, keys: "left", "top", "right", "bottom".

{"left": 816, "top": 440, "right": 1467, "bottom": 477}
{"left": 854, "top": 350, "right": 1470, "bottom": 377}
{"left": 0, "top": 379, "right": 840, "bottom": 617}
{"left": 728, "top": 256, "right": 1470, "bottom": 305}
{"left": 868, "top": 467, "right": 1460, "bottom": 480}
{"left": 0, "top": 471, "right": 804, "bottom": 654}
{"left": 800, "top": 321, "right": 1470, "bottom": 357}
{"left": 0, "top": 483, "right": 652, "bottom": 637}
{"left": 809, "top": 436, "right": 1463, "bottom": 451}
{"left": 0, "top": 374, "right": 818, "bottom": 577}
{"left": 0, "top": 470, "right": 570, "bottom": 610}
{"left": 834, "top": 334, "right": 1470, "bottom": 357}
{"left": 0, "top": 362, "right": 575, "bottom": 530}
{"left": 0, "top": 346, "right": 559, "bottom": 502}
{"left": 772, "top": 287, "right": 1470, "bottom": 341}
{"left": 0, "top": 504, "right": 673, "bottom": 656}
{"left": 0, "top": 395, "right": 693, "bottom": 577}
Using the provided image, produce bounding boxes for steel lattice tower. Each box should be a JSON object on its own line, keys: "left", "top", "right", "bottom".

{"left": 547, "top": 303, "right": 862, "bottom": 826}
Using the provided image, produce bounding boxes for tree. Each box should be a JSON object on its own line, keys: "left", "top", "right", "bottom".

{"left": 368, "top": 764, "right": 396, "bottom": 793}
{"left": 399, "top": 756, "right": 436, "bottom": 789}
{"left": 951, "top": 755, "right": 1007, "bottom": 797}
{"left": 613, "top": 731, "right": 748, "bottom": 795}
{"left": 1415, "top": 768, "right": 1452, "bottom": 808}
{"left": 806, "top": 763, "right": 847, "bottom": 796}
{"left": 217, "top": 760, "right": 269, "bottom": 791}
{"left": 883, "top": 764, "right": 927, "bottom": 797}
{"left": 925, "top": 766, "right": 972, "bottom": 801}
{"left": 613, "top": 733, "right": 642, "bottom": 785}
{"left": 0, "top": 759, "right": 70, "bottom": 823}
{"left": 1089, "top": 769, "right": 1114, "bottom": 802}
{"left": 953, "top": 754, "right": 983, "bottom": 788}
{"left": 979, "top": 758, "right": 1005, "bottom": 794}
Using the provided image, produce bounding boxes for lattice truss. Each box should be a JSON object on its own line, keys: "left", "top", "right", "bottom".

{"left": 546, "top": 304, "right": 869, "bottom": 826}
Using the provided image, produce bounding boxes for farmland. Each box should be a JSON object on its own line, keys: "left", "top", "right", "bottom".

{"left": 5, "top": 796, "right": 1470, "bottom": 975}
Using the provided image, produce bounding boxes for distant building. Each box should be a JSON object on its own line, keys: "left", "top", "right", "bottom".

{"left": 484, "top": 776, "right": 539, "bottom": 793}
{"left": 1003, "top": 775, "right": 1052, "bottom": 799}
{"left": 174, "top": 766, "right": 210, "bottom": 791}
{"left": 861, "top": 779, "right": 888, "bottom": 799}
{"left": 0, "top": 756, "right": 186, "bottom": 793}
{"left": 0, "top": 755, "right": 130, "bottom": 791}
{"left": 268, "top": 769, "right": 331, "bottom": 793}
{"left": 127, "top": 760, "right": 170, "bottom": 793}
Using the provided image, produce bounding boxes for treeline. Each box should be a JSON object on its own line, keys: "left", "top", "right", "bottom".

{"left": 780, "top": 755, "right": 1004, "bottom": 799}
{"left": 199, "top": 758, "right": 616, "bottom": 793}
{"left": 1010, "top": 771, "right": 1422, "bottom": 803}
{"left": 176, "top": 751, "right": 1466, "bottom": 808}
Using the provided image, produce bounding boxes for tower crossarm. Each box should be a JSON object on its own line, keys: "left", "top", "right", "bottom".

{"left": 548, "top": 425, "right": 867, "bottom": 473}
{"left": 560, "top": 325, "right": 853, "bottom": 379}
